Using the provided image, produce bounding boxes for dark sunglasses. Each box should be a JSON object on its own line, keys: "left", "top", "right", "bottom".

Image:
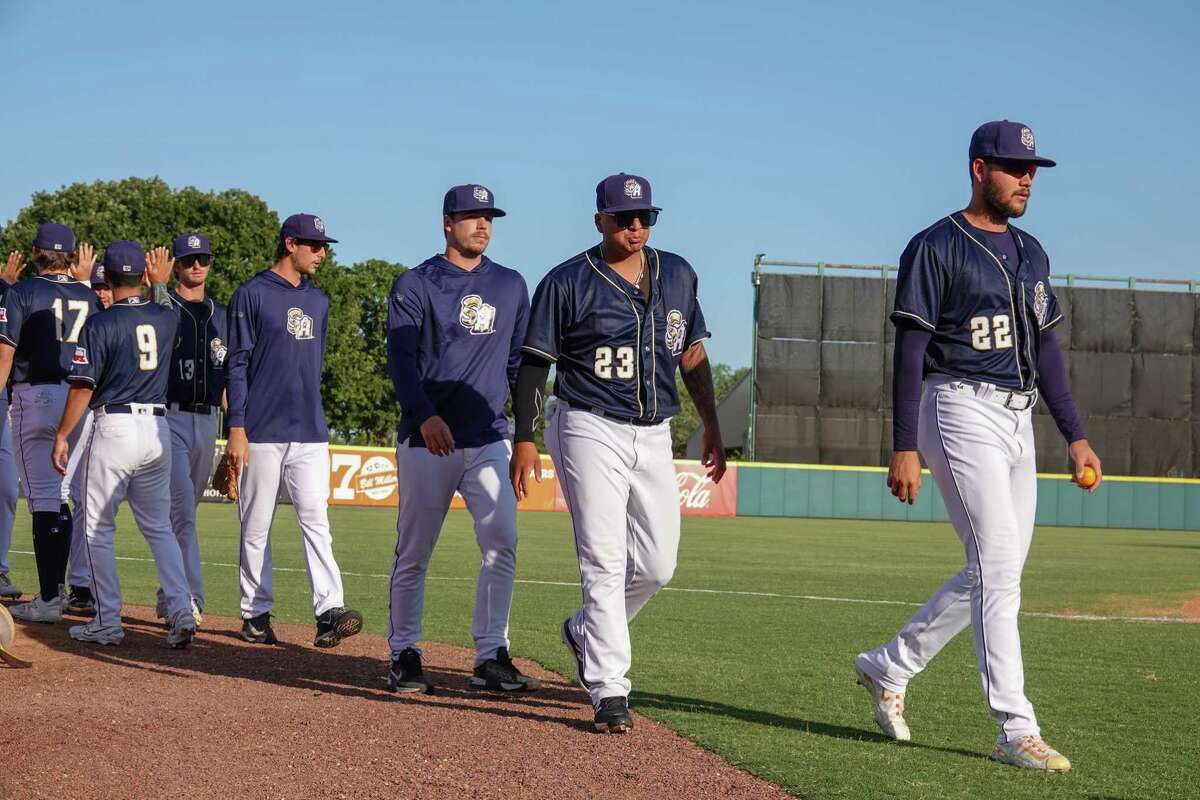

{"left": 607, "top": 210, "right": 658, "bottom": 229}
{"left": 295, "top": 238, "right": 329, "bottom": 251}
{"left": 985, "top": 159, "right": 1038, "bottom": 177}
{"left": 178, "top": 254, "right": 212, "bottom": 268}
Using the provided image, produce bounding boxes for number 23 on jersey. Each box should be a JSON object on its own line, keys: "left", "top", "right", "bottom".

{"left": 594, "top": 345, "right": 635, "bottom": 379}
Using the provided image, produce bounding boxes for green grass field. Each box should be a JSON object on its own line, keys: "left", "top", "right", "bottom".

{"left": 8, "top": 505, "right": 1198, "bottom": 799}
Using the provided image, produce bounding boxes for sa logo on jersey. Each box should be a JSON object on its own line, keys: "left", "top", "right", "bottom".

{"left": 1033, "top": 281, "right": 1049, "bottom": 325}
{"left": 209, "top": 337, "right": 228, "bottom": 365}
{"left": 72, "top": 346, "right": 88, "bottom": 365}
{"left": 664, "top": 309, "right": 688, "bottom": 356}
{"left": 459, "top": 294, "right": 497, "bottom": 335}
{"left": 286, "top": 307, "right": 314, "bottom": 340}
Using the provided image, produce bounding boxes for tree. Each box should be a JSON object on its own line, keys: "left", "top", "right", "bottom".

{"left": 671, "top": 363, "right": 749, "bottom": 456}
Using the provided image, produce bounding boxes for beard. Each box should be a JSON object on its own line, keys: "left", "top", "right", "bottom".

{"left": 982, "top": 177, "right": 1027, "bottom": 219}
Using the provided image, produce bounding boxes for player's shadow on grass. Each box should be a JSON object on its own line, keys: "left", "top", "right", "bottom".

{"left": 630, "top": 691, "right": 985, "bottom": 761}
{"left": 20, "top": 613, "right": 599, "bottom": 732}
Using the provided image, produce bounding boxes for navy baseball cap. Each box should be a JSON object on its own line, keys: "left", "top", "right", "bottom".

{"left": 172, "top": 232, "right": 212, "bottom": 259}
{"left": 34, "top": 223, "right": 76, "bottom": 252}
{"left": 596, "top": 173, "right": 661, "bottom": 214}
{"left": 102, "top": 241, "right": 147, "bottom": 276}
{"left": 280, "top": 213, "right": 338, "bottom": 244}
{"left": 90, "top": 262, "right": 106, "bottom": 286}
{"left": 443, "top": 184, "right": 506, "bottom": 218}
{"left": 969, "top": 121, "right": 1056, "bottom": 167}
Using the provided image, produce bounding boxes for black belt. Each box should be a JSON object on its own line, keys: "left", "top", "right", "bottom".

{"left": 102, "top": 404, "right": 165, "bottom": 417}
{"left": 565, "top": 400, "right": 662, "bottom": 426}
{"left": 169, "top": 401, "right": 213, "bottom": 414}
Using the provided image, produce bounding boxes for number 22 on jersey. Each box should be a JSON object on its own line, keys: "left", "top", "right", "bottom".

{"left": 594, "top": 346, "right": 634, "bottom": 379}
{"left": 970, "top": 313, "right": 1012, "bottom": 351}
{"left": 51, "top": 298, "right": 89, "bottom": 343}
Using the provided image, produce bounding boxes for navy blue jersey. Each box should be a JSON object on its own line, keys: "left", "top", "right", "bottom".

{"left": 523, "top": 245, "right": 709, "bottom": 421}
{"left": 156, "top": 287, "right": 228, "bottom": 406}
{"left": 892, "top": 212, "right": 1063, "bottom": 392}
{"left": 0, "top": 274, "right": 102, "bottom": 383}
{"left": 68, "top": 297, "right": 178, "bottom": 407}
{"left": 226, "top": 269, "right": 329, "bottom": 443}
{"left": 387, "top": 256, "right": 529, "bottom": 448}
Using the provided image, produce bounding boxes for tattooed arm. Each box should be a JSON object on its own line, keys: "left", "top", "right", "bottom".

{"left": 680, "top": 341, "right": 726, "bottom": 482}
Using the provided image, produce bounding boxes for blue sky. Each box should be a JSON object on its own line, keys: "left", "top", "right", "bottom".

{"left": 2, "top": 1, "right": 1196, "bottom": 367}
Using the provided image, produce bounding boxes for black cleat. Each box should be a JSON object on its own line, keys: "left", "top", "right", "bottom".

{"left": 65, "top": 586, "right": 96, "bottom": 617}
{"left": 241, "top": 612, "right": 278, "bottom": 645}
{"left": 314, "top": 607, "right": 363, "bottom": 648}
{"left": 387, "top": 647, "right": 434, "bottom": 694}
{"left": 594, "top": 696, "right": 633, "bottom": 734}
{"left": 470, "top": 646, "right": 542, "bottom": 692}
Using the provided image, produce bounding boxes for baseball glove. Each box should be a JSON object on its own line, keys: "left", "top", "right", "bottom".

{"left": 0, "top": 603, "right": 32, "bottom": 668}
{"left": 212, "top": 453, "right": 241, "bottom": 503}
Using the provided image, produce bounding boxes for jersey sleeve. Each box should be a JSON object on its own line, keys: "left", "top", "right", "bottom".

{"left": 890, "top": 237, "right": 948, "bottom": 331}
{"left": 0, "top": 286, "right": 27, "bottom": 347}
{"left": 225, "top": 285, "right": 256, "bottom": 428}
{"left": 1040, "top": 282, "right": 1063, "bottom": 330}
{"left": 683, "top": 261, "right": 710, "bottom": 348}
{"left": 507, "top": 275, "right": 530, "bottom": 392}
{"left": 67, "top": 318, "right": 102, "bottom": 386}
{"left": 385, "top": 272, "right": 437, "bottom": 423}
{"left": 521, "top": 274, "right": 566, "bottom": 362}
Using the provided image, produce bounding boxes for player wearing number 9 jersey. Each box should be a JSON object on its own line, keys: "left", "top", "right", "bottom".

{"left": 0, "top": 223, "right": 101, "bottom": 624}
{"left": 51, "top": 240, "right": 196, "bottom": 647}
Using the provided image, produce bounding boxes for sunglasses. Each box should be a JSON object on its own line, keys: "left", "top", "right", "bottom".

{"left": 985, "top": 159, "right": 1038, "bottom": 177}
{"left": 178, "top": 255, "right": 212, "bottom": 268}
{"left": 295, "top": 239, "right": 329, "bottom": 251}
{"left": 607, "top": 210, "right": 658, "bottom": 229}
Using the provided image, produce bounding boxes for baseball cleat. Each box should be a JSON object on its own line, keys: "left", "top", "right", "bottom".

{"left": 70, "top": 621, "right": 125, "bottom": 646}
{"left": 0, "top": 572, "right": 22, "bottom": 598}
{"left": 166, "top": 609, "right": 197, "bottom": 649}
{"left": 240, "top": 612, "right": 278, "bottom": 645}
{"left": 387, "top": 647, "right": 434, "bottom": 694}
{"left": 470, "top": 646, "right": 542, "bottom": 692}
{"left": 855, "top": 654, "right": 911, "bottom": 741}
{"left": 314, "top": 606, "right": 363, "bottom": 648}
{"left": 992, "top": 735, "right": 1071, "bottom": 772}
{"left": 593, "top": 696, "right": 633, "bottom": 734}
{"left": 66, "top": 586, "right": 96, "bottom": 616}
{"left": 190, "top": 598, "right": 203, "bottom": 628}
{"left": 560, "top": 618, "right": 591, "bottom": 689}
{"left": 10, "top": 593, "right": 64, "bottom": 624}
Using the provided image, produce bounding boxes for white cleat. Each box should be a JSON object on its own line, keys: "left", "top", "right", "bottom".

{"left": 0, "top": 572, "right": 22, "bottom": 598}
{"left": 167, "top": 609, "right": 197, "bottom": 649}
{"left": 190, "top": 598, "right": 203, "bottom": 629}
{"left": 992, "top": 735, "right": 1071, "bottom": 772}
{"left": 70, "top": 621, "right": 125, "bottom": 646}
{"left": 855, "top": 654, "right": 911, "bottom": 741}
{"left": 10, "top": 594, "right": 63, "bottom": 624}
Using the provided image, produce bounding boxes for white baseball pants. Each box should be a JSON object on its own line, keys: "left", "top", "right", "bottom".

{"left": 858, "top": 376, "right": 1040, "bottom": 743}
{"left": 0, "top": 398, "right": 17, "bottom": 575}
{"left": 387, "top": 438, "right": 518, "bottom": 664}
{"left": 167, "top": 408, "right": 220, "bottom": 609}
{"left": 66, "top": 411, "right": 93, "bottom": 589}
{"left": 80, "top": 409, "right": 192, "bottom": 628}
{"left": 10, "top": 383, "right": 83, "bottom": 513}
{"left": 237, "top": 441, "right": 346, "bottom": 618}
{"left": 547, "top": 403, "right": 680, "bottom": 706}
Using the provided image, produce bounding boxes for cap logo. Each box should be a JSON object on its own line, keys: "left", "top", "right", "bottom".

{"left": 121, "top": 264, "right": 132, "bottom": 273}
{"left": 96, "top": 266, "right": 104, "bottom": 280}
{"left": 1020, "top": 127, "right": 1035, "bottom": 151}
{"left": 624, "top": 179, "right": 642, "bottom": 199}
{"left": 187, "top": 235, "right": 201, "bottom": 249}
{"left": 313, "top": 217, "right": 325, "bottom": 233}
{"left": 473, "top": 186, "right": 489, "bottom": 203}
{"left": 53, "top": 244, "right": 63, "bottom": 251}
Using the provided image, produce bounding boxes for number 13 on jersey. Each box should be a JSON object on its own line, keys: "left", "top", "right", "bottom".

{"left": 594, "top": 345, "right": 634, "bottom": 379}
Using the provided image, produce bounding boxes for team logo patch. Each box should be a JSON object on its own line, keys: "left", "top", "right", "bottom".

{"left": 94, "top": 266, "right": 105, "bottom": 281}
{"left": 72, "top": 346, "right": 88, "bottom": 365}
{"left": 120, "top": 263, "right": 133, "bottom": 273}
{"left": 1033, "top": 281, "right": 1048, "bottom": 325}
{"left": 664, "top": 309, "right": 688, "bottom": 356}
{"left": 459, "top": 294, "right": 497, "bottom": 335}
{"left": 1020, "top": 127, "right": 1035, "bottom": 151}
{"left": 0, "top": 307, "right": 6, "bottom": 323}
{"left": 209, "top": 337, "right": 228, "bottom": 366}
{"left": 314, "top": 217, "right": 325, "bottom": 233}
{"left": 286, "top": 307, "right": 314, "bottom": 340}
{"left": 473, "top": 186, "right": 489, "bottom": 202}
{"left": 624, "top": 178, "right": 642, "bottom": 199}
{"left": 53, "top": 243, "right": 63, "bottom": 251}
{"left": 187, "top": 234, "right": 201, "bottom": 249}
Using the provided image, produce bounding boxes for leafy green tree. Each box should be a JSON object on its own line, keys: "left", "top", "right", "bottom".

{"left": 671, "top": 363, "right": 749, "bottom": 456}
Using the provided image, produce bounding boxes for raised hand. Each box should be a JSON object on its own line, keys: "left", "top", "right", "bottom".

{"left": 146, "top": 245, "right": 175, "bottom": 286}
{"left": 2, "top": 251, "right": 23, "bottom": 284}
{"left": 72, "top": 243, "right": 96, "bottom": 283}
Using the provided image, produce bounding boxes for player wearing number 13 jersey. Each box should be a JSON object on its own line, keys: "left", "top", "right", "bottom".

{"left": 0, "top": 223, "right": 101, "bottom": 624}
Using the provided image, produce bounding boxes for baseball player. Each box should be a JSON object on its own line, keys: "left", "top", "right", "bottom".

{"left": 0, "top": 251, "right": 24, "bottom": 600}
{"left": 0, "top": 224, "right": 101, "bottom": 623}
{"left": 143, "top": 233, "right": 228, "bottom": 627}
{"left": 510, "top": 173, "right": 726, "bottom": 733}
{"left": 854, "top": 121, "right": 1101, "bottom": 772}
{"left": 385, "top": 184, "right": 538, "bottom": 695}
{"left": 90, "top": 261, "right": 113, "bottom": 309}
{"left": 225, "top": 213, "right": 362, "bottom": 648}
{"left": 51, "top": 240, "right": 196, "bottom": 647}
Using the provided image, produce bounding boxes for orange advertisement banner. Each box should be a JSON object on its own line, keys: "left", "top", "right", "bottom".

{"left": 325, "top": 445, "right": 737, "bottom": 517}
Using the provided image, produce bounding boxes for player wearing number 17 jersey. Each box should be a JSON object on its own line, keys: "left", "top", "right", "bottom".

{"left": 0, "top": 224, "right": 101, "bottom": 624}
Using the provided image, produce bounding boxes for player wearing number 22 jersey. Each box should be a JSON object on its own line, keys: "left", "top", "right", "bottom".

{"left": 0, "top": 223, "right": 100, "bottom": 624}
